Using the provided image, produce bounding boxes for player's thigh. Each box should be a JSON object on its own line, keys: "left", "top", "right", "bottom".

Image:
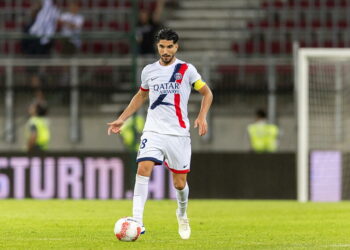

{"left": 172, "top": 172, "right": 187, "bottom": 190}
{"left": 137, "top": 132, "right": 164, "bottom": 177}
{"left": 164, "top": 136, "right": 191, "bottom": 173}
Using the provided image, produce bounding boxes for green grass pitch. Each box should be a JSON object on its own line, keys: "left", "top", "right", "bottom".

{"left": 1, "top": 200, "right": 350, "bottom": 249}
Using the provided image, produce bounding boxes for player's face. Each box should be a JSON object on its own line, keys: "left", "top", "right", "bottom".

{"left": 157, "top": 40, "right": 178, "bottom": 65}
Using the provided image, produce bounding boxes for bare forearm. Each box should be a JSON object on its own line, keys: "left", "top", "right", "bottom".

{"left": 27, "top": 135, "right": 37, "bottom": 150}
{"left": 119, "top": 91, "right": 147, "bottom": 121}
{"left": 198, "top": 88, "right": 213, "bottom": 119}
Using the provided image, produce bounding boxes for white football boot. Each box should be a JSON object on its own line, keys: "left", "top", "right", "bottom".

{"left": 141, "top": 225, "right": 146, "bottom": 234}
{"left": 132, "top": 218, "right": 146, "bottom": 234}
{"left": 176, "top": 211, "right": 191, "bottom": 240}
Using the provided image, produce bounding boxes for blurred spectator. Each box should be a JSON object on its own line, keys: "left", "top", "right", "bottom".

{"left": 22, "top": 0, "right": 60, "bottom": 56}
{"left": 25, "top": 101, "right": 50, "bottom": 154}
{"left": 22, "top": 1, "right": 42, "bottom": 34}
{"left": 30, "top": 75, "right": 46, "bottom": 102}
{"left": 59, "top": 1, "right": 84, "bottom": 56}
{"left": 119, "top": 111, "right": 145, "bottom": 192}
{"left": 119, "top": 112, "right": 145, "bottom": 152}
{"left": 21, "top": 1, "right": 42, "bottom": 55}
{"left": 137, "top": 0, "right": 165, "bottom": 55}
{"left": 247, "top": 109, "right": 279, "bottom": 153}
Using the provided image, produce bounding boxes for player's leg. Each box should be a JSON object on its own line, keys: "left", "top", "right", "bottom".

{"left": 133, "top": 131, "right": 164, "bottom": 233}
{"left": 172, "top": 172, "right": 191, "bottom": 239}
{"left": 164, "top": 135, "right": 192, "bottom": 239}
{"left": 132, "top": 160, "right": 155, "bottom": 229}
{"left": 173, "top": 172, "right": 189, "bottom": 218}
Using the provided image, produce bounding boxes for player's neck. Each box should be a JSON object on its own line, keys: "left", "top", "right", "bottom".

{"left": 159, "top": 57, "right": 177, "bottom": 66}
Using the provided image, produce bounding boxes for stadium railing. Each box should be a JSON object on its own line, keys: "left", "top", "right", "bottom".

{"left": 0, "top": 55, "right": 292, "bottom": 144}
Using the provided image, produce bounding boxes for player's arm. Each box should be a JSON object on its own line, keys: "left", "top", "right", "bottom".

{"left": 194, "top": 81, "right": 213, "bottom": 136}
{"left": 107, "top": 89, "right": 149, "bottom": 135}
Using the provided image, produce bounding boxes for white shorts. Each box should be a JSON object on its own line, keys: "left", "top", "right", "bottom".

{"left": 136, "top": 131, "right": 191, "bottom": 174}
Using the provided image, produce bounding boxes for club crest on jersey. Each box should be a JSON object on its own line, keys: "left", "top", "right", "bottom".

{"left": 175, "top": 73, "right": 183, "bottom": 81}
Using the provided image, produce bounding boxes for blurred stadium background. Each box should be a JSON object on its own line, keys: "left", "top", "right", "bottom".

{"left": 0, "top": 0, "right": 349, "bottom": 201}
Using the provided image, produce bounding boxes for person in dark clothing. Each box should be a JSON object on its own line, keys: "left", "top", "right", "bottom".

{"left": 136, "top": 0, "right": 165, "bottom": 55}
{"left": 21, "top": 0, "right": 60, "bottom": 57}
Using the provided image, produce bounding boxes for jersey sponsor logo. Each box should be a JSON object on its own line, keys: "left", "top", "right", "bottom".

{"left": 153, "top": 82, "right": 180, "bottom": 94}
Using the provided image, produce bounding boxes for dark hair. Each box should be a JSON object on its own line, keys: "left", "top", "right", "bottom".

{"left": 36, "top": 103, "right": 48, "bottom": 117}
{"left": 155, "top": 28, "right": 179, "bottom": 44}
{"left": 256, "top": 109, "right": 266, "bottom": 119}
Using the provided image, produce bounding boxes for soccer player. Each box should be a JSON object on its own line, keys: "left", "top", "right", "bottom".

{"left": 107, "top": 28, "right": 213, "bottom": 240}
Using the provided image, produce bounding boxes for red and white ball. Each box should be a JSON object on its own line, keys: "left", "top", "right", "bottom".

{"left": 114, "top": 217, "right": 141, "bottom": 242}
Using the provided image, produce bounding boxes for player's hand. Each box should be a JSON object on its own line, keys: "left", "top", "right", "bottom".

{"left": 194, "top": 116, "right": 208, "bottom": 136}
{"left": 107, "top": 119, "right": 124, "bottom": 135}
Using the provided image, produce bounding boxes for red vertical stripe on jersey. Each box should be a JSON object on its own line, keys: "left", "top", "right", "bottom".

{"left": 174, "top": 93, "right": 186, "bottom": 128}
{"left": 176, "top": 64, "right": 189, "bottom": 84}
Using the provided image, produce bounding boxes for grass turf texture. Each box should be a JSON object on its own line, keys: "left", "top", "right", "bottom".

{"left": 1, "top": 200, "right": 350, "bottom": 249}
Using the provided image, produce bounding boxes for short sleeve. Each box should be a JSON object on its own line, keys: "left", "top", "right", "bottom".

{"left": 140, "top": 66, "right": 149, "bottom": 91}
{"left": 187, "top": 64, "right": 202, "bottom": 85}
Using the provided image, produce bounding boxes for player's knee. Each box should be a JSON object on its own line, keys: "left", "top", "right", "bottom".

{"left": 173, "top": 180, "right": 186, "bottom": 190}
{"left": 137, "top": 166, "right": 149, "bottom": 176}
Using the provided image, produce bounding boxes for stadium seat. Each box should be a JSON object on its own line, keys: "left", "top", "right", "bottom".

{"left": 4, "top": 21, "right": 16, "bottom": 30}
{"left": 54, "top": 40, "right": 63, "bottom": 53}
{"left": 338, "top": 20, "right": 348, "bottom": 28}
{"left": 60, "top": 0, "right": 68, "bottom": 8}
{"left": 2, "top": 40, "right": 21, "bottom": 54}
{"left": 92, "top": 42, "right": 104, "bottom": 54}
{"left": 108, "top": 21, "right": 119, "bottom": 31}
{"left": 21, "top": 0, "right": 31, "bottom": 8}
{"left": 287, "top": 0, "right": 310, "bottom": 7}
{"left": 237, "top": 0, "right": 350, "bottom": 56}
{"left": 262, "top": 1, "right": 284, "bottom": 8}
{"left": 311, "top": 20, "right": 321, "bottom": 28}
{"left": 98, "top": 0, "right": 108, "bottom": 7}
{"left": 116, "top": 42, "right": 129, "bottom": 54}
{"left": 83, "top": 20, "right": 93, "bottom": 30}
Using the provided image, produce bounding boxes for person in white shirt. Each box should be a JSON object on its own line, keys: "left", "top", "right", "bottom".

{"left": 107, "top": 28, "right": 213, "bottom": 240}
{"left": 59, "top": 1, "right": 84, "bottom": 55}
{"left": 27, "top": 0, "right": 60, "bottom": 55}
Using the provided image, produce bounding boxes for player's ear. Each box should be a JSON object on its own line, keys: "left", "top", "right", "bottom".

{"left": 174, "top": 43, "right": 179, "bottom": 51}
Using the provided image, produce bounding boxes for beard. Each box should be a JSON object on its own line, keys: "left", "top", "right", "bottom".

{"left": 161, "top": 54, "right": 174, "bottom": 65}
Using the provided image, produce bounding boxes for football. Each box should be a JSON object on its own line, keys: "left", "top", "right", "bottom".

{"left": 114, "top": 217, "right": 142, "bottom": 242}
